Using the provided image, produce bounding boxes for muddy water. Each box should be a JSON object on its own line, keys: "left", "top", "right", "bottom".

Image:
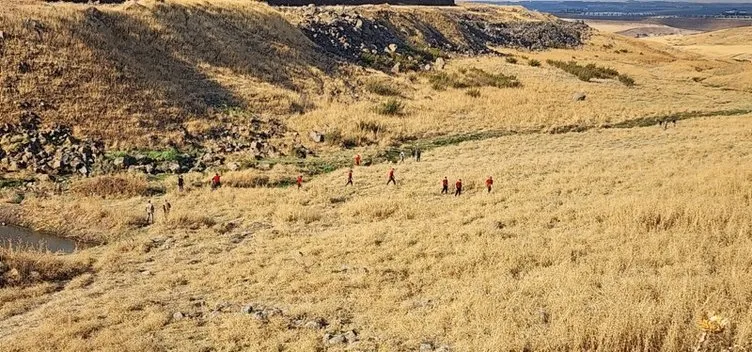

{"left": 0, "top": 225, "right": 79, "bottom": 254}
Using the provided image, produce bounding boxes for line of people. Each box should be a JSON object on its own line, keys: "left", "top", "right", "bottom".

{"left": 148, "top": 150, "right": 492, "bottom": 223}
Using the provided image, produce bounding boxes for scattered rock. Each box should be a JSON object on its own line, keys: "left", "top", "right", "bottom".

{"left": 391, "top": 62, "right": 401, "bottom": 74}
{"left": 309, "top": 131, "right": 325, "bottom": 143}
{"left": 323, "top": 330, "right": 359, "bottom": 345}
{"left": 226, "top": 162, "right": 240, "bottom": 171}
{"left": 289, "top": 6, "right": 588, "bottom": 74}
{"left": 419, "top": 342, "right": 452, "bottom": 352}
{"left": 434, "top": 57, "right": 445, "bottom": 70}
{"left": 304, "top": 319, "right": 327, "bottom": 329}
{"left": 0, "top": 114, "right": 105, "bottom": 176}
{"left": 573, "top": 92, "right": 587, "bottom": 101}
{"left": 173, "top": 312, "right": 185, "bottom": 321}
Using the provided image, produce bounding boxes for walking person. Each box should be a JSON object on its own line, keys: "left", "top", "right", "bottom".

{"left": 296, "top": 175, "right": 303, "bottom": 190}
{"left": 485, "top": 176, "right": 493, "bottom": 193}
{"left": 415, "top": 148, "right": 421, "bottom": 162}
{"left": 346, "top": 169, "right": 354, "bottom": 186}
{"left": 354, "top": 154, "right": 362, "bottom": 166}
{"left": 454, "top": 179, "right": 462, "bottom": 196}
{"left": 387, "top": 168, "right": 396, "bottom": 185}
{"left": 441, "top": 177, "right": 449, "bottom": 194}
{"left": 211, "top": 173, "right": 221, "bottom": 191}
{"left": 177, "top": 174, "right": 184, "bottom": 192}
{"left": 163, "top": 199, "right": 171, "bottom": 218}
{"left": 399, "top": 151, "right": 405, "bottom": 163}
{"left": 146, "top": 200, "right": 155, "bottom": 224}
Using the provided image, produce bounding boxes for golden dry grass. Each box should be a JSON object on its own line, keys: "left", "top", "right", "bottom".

{"left": 2, "top": 114, "right": 752, "bottom": 350}
{"left": 2, "top": 2, "right": 752, "bottom": 351}
{"left": 289, "top": 31, "right": 752, "bottom": 148}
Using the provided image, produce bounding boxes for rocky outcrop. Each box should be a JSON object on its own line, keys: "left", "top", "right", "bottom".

{"left": 0, "top": 112, "right": 104, "bottom": 176}
{"left": 288, "top": 6, "right": 589, "bottom": 72}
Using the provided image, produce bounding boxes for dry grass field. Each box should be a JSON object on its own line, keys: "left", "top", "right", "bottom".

{"left": 3, "top": 114, "right": 752, "bottom": 351}
{"left": 2, "top": 0, "right": 752, "bottom": 351}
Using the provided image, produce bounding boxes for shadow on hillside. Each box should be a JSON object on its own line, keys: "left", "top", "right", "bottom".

{"left": 64, "top": 4, "right": 333, "bottom": 116}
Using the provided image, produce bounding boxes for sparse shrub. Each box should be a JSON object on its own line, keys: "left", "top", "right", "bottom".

{"left": 464, "top": 68, "right": 520, "bottom": 88}
{"left": 376, "top": 99, "right": 405, "bottom": 116}
{"left": 365, "top": 80, "right": 401, "bottom": 96}
{"left": 505, "top": 56, "right": 518, "bottom": 64}
{"left": 528, "top": 59, "right": 541, "bottom": 67}
{"left": 429, "top": 71, "right": 453, "bottom": 90}
{"left": 357, "top": 120, "right": 386, "bottom": 138}
{"left": 547, "top": 60, "right": 633, "bottom": 86}
{"left": 428, "top": 68, "right": 520, "bottom": 91}
{"left": 146, "top": 148, "right": 179, "bottom": 162}
{"left": 288, "top": 93, "right": 314, "bottom": 114}
{"left": 457, "top": 67, "right": 468, "bottom": 74}
{"left": 618, "top": 74, "right": 635, "bottom": 87}
{"left": 71, "top": 174, "right": 149, "bottom": 198}
{"left": 168, "top": 214, "right": 217, "bottom": 230}
{"left": 341, "top": 137, "right": 359, "bottom": 149}
{"left": 326, "top": 129, "right": 343, "bottom": 146}
{"left": 466, "top": 88, "right": 481, "bottom": 98}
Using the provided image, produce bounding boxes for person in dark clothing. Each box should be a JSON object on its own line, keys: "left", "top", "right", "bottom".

{"left": 485, "top": 176, "right": 493, "bottom": 193}
{"left": 296, "top": 175, "right": 303, "bottom": 190}
{"left": 454, "top": 179, "right": 462, "bottom": 196}
{"left": 441, "top": 177, "right": 449, "bottom": 194}
{"left": 163, "top": 199, "right": 171, "bottom": 218}
{"left": 346, "top": 169, "right": 353, "bottom": 186}
{"left": 387, "top": 168, "right": 396, "bottom": 185}
{"left": 415, "top": 148, "right": 421, "bottom": 162}
{"left": 177, "top": 175, "right": 184, "bottom": 192}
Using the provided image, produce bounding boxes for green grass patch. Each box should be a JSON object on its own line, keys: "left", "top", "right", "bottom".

{"left": 365, "top": 80, "right": 401, "bottom": 97}
{"left": 428, "top": 68, "right": 520, "bottom": 91}
{"left": 547, "top": 60, "right": 635, "bottom": 87}
{"left": 375, "top": 99, "right": 405, "bottom": 116}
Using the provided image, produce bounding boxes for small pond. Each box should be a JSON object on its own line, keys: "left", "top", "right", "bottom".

{"left": 0, "top": 225, "right": 80, "bottom": 254}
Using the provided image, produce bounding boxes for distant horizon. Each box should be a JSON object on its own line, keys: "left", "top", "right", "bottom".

{"left": 468, "top": 0, "right": 752, "bottom": 3}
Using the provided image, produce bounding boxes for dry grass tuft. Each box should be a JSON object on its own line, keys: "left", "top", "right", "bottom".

{"left": 0, "top": 248, "right": 91, "bottom": 288}
{"left": 69, "top": 174, "right": 150, "bottom": 198}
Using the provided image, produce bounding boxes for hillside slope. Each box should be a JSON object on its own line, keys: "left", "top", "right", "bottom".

{"left": 3, "top": 113, "right": 752, "bottom": 351}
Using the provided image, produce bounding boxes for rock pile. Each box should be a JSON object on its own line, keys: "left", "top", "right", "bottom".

{"left": 290, "top": 7, "right": 589, "bottom": 72}
{"left": 0, "top": 112, "right": 104, "bottom": 176}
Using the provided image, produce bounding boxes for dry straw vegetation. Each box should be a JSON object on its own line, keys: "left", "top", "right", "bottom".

{"left": 3, "top": 115, "right": 752, "bottom": 351}
{"left": 2, "top": 0, "right": 752, "bottom": 351}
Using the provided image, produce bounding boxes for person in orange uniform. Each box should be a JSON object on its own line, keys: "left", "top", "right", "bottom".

{"left": 485, "top": 176, "right": 493, "bottom": 193}
{"left": 441, "top": 177, "right": 449, "bottom": 194}
{"left": 296, "top": 175, "right": 303, "bottom": 190}
{"left": 387, "top": 168, "right": 396, "bottom": 185}
{"left": 354, "top": 154, "right": 362, "bottom": 166}
{"left": 211, "top": 173, "right": 221, "bottom": 191}
{"left": 454, "top": 179, "right": 462, "bottom": 196}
